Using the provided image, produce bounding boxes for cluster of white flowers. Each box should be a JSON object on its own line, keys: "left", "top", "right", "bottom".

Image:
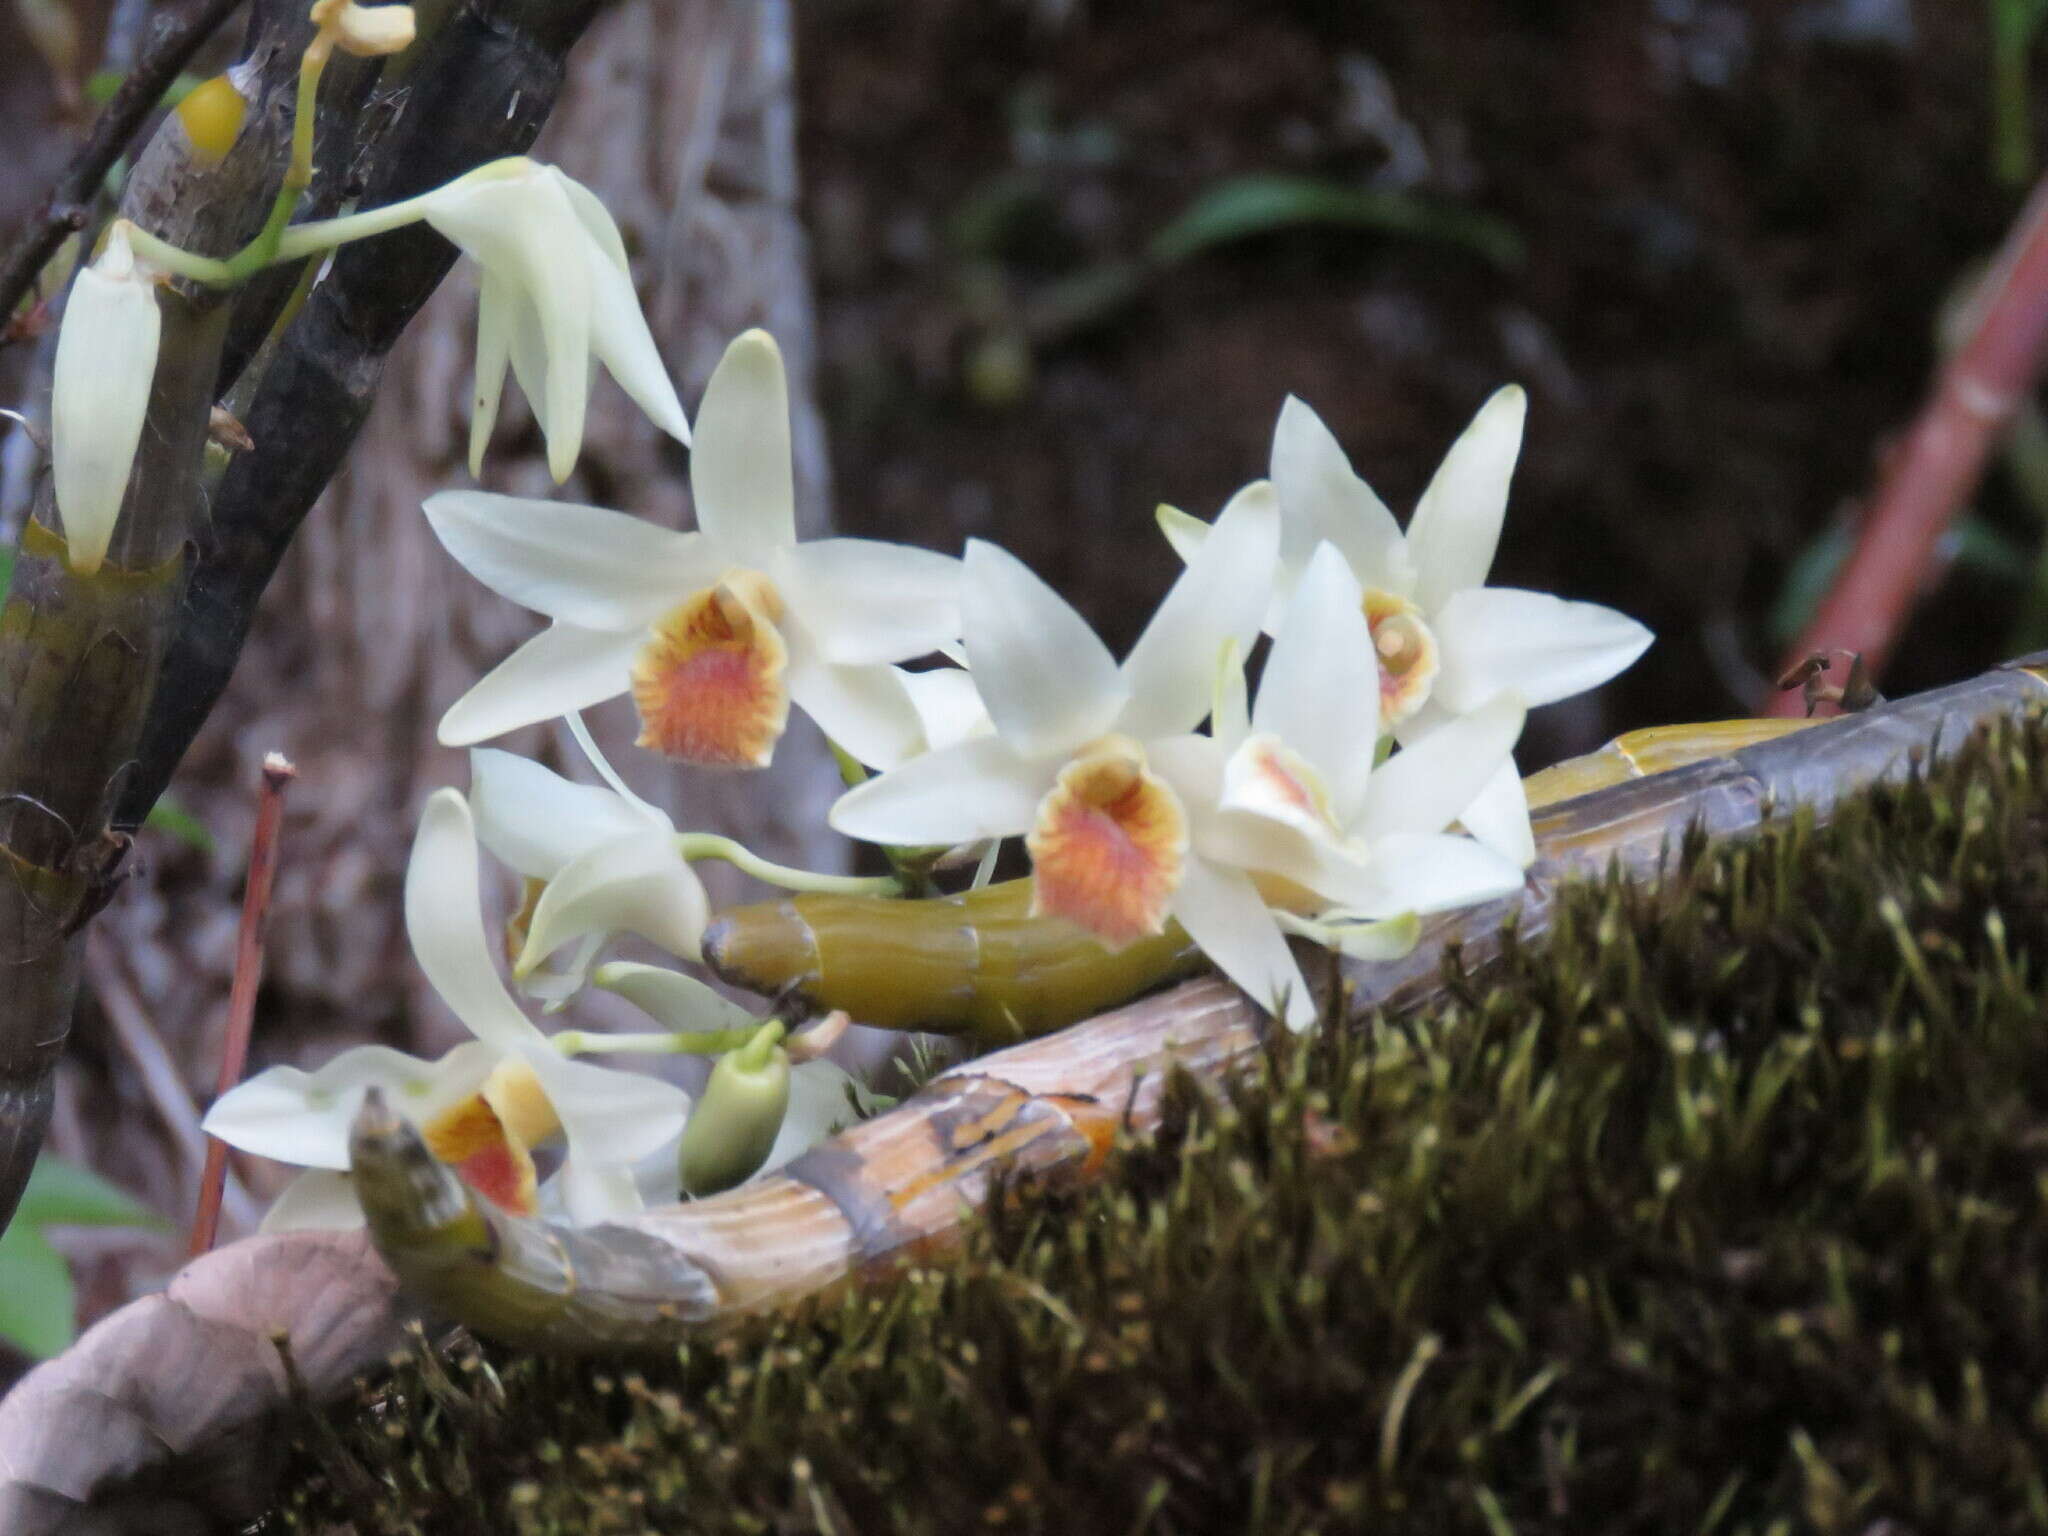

{"left": 201, "top": 320, "right": 1645, "bottom": 1227}
{"left": 50, "top": 2, "right": 1650, "bottom": 1230}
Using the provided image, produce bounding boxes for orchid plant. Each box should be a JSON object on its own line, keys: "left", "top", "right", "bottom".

{"left": 44, "top": 0, "right": 1656, "bottom": 1236}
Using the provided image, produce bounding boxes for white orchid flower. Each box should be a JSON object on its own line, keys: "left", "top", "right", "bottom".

{"left": 203, "top": 790, "right": 691, "bottom": 1228}
{"left": 49, "top": 223, "right": 160, "bottom": 576}
{"left": 1147, "top": 543, "right": 1529, "bottom": 1031}
{"left": 425, "top": 331, "right": 963, "bottom": 771}
{"left": 1161, "top": 388, "right": 1652, "bottom": 866}
{"left": 830, "top": 484, "right": 1280, "bottom": 948}
{"left": 411, "top": 157, "right": 689, "bottom": 482}
{"left": 467, "top": 747, "right": 708, "bottom": 987}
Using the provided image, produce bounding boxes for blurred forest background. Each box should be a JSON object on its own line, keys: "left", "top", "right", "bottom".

{"left": 0, "top": 0, "right": 2040, "bottom": 1345}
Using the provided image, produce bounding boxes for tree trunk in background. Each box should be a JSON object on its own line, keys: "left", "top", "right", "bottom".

{"left": 62, "top": 0, "right": 835, "bottom": 1277}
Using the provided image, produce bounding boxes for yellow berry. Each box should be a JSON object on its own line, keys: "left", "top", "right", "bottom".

{"left": 176, "top": 74, "right": 246, "bottom": 165}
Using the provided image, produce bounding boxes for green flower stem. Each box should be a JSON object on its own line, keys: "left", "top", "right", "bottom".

{"left": 672, "top": 833, "right": 900, "bottom": 897}
{"left": 553, "top": 1027, "right": 761, "bottom": 1059}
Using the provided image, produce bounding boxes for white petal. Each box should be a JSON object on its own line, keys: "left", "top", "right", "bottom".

{"left": 961, "top": 539, "right": 1126, "bottom": 758}
{"left": 1169, "top": 858, "right": 1317, "bottom": 1032}
{"left": 553, "top": 1159, "right": 647, "bottom": 1225}
{"left": 1354, "top": 693, "right": 1524, "bottom": 843}
{"left": 895, "top": 666, "right": 992, "bottom": 757}
{"left": 552, "top": 166, "right": 630, "bottom": 272}
{"left": 406, "top": 789, "right": 547, "bottom": 1050}
{"left": 436, "top": 622, "right": 640, "bottom": 746}
{"left": 1212, "top": 639, "right": 1250, "bottom": 757}
{"left": 829, "top": 734, "right": 1051, "bottom": 845}
{"left": 785, "top": 644, "right": 930, "bottom": 771}
{"left": 1455, "top": 758, "right": 1536, "bottom": 868}
{"left": 554, "top": 170, "right": 691, "bottom": 447}
{"left": 518, "top": 833, "right": 708, "bottom": 974}
{"left": 467, "top": 268, "right": 514, "bottom": 478}
{"left": 588, "top": 266, "right": 690, "bottom": 446}
{"left": 468, "top": 749, "right": 661, "bottom": 880}
{"left": 504, "top": 282, "right": 563, "bottom": 443}
{"left": 1405, "top": 385, "right": 1525, "bottom": 612}
{"left": 776, "top": 537, "right": 963, "bottom": 664}
{"left": 202, "top": 1041, "right": 500, "bottom": 1170}
{"left": 1308, "top": 911, "right": 1422, "bottom": 963}
{"left": 259, "top": 1171, "right": 366, "bottom": 1234}
{"left": 1155, "top": 502, "right": 1211, "bottom": 565}
{"left": 51, "top": 229, "right": 159, "bottom": 576}
{"left": 423, "top": 489, "right": 712, "bottom": 629}
{"left": 1313, "top": 832, "right": 1525, "bottom": 917}
{"left": 1146, "top": 731, "right": 1227, "bottom": 817}
{"left": 1118, "top": 480, "right": 1281, "bottom": 740}
{"left": 524, "top": 1048, "right": 691, "bottom": 1172}
{"left": 1270, "top": 395, "right": 1408, "bottom": 591}
{"left": 759, "top": 1061, "right": 872, "bottom": 1176}
{"left": 690, "top": 328, "right": 795, "bottom": 557}
{"left": 593, "top": 961, "right": 762, "bottom": 1034}
{"left": 1252, "top": 540, "right": 1378, "bottom": 825}
{"left": 1430, "top": 585, "right": 1653, "bottom": 711}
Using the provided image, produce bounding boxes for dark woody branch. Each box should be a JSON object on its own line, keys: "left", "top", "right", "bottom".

{"left": 116, "top": 0, "right": 607, "bottom": 832}
{"left": 0, "top": 4, "right": 308, "bottom": 1233}
{"left": 0, "top": 0, "right": 250, "bottom": 328}
{"left": 0, "top": 0, "right": 607, "bottom": 1234}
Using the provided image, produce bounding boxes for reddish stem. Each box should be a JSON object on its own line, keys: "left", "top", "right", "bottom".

{"left": 1769, "top": 172, "right": 2048, "bottom": 716}
{"left": 189, "top": 753, "right": 296, "bottom": 1257}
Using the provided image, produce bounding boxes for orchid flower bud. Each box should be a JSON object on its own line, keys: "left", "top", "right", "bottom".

{"left": 678, "top": 1022, "right": 791, "bottom": 1198}
{"left": 50, "top": 224, "right": 160, "bottom": 576}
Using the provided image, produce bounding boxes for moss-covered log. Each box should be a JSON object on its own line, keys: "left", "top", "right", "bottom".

{"left": 268, "top": 715, "right": 2048, "bottom": 1535}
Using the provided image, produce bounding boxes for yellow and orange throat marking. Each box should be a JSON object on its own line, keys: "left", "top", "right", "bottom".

{"left": 419, "top": 1059, "right": 561, "bottom": 1217}
{"left": 1363, "top": 588, "right": 1440, "bottom": 726}
{"left": 1027, "top": 736, "right": 1188, "bottom": 951}
{"left": 632, "top": 570, "right": 791, "bottom": 768}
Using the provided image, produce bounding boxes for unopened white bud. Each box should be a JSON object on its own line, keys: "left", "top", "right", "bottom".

{"left": 51, "top": 224, "right": 160, "bottom": 576}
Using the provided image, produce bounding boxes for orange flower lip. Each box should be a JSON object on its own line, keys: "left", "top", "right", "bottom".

{"left": 632, "top": 570, "right": 791, "bottom": 768}
{"left": 1221, "top": 733, "right": 1339, "bottom": 841}
{"left": 1026, "top": 736, "right": 1188, "bottom": 951}
{"left": 419, "top": 1058, "right": 561, "bottom": 1217}
{"left": 1363, "top": 588, "right": 1440, "bottom": 725}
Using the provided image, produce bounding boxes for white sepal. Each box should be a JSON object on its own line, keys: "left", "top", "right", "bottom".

{"left": 1430, "top": 585, "right": 1653, "bottom": 712}
{"left": 1404, "top": 384, "right": 1525, "bottom": 612}
{"left": 202, "top": 1040, "right": 500, "bottom": 1170}
{"left": 690, "top": 328, "right": 796, "bottom": 556}
{"left": 1118, "top": 480, "right": 1280, "bottom": 741}
{"left": 259, "top": 1170, "right": 366, "bottom": 1233}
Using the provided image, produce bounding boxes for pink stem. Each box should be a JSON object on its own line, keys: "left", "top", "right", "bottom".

{"left": 189, "top": 753, "right": 295, "bottom": 1257}
{"left": 1769, "top": 172, "right": 2048, "bottom": 715}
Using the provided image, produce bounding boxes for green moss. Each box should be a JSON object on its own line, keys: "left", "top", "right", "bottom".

{"left": 266, "top": 720, "right": 2048, "bottom": 1535}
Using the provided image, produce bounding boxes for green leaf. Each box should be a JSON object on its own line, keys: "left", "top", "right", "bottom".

{"left": 14, "top": 1155, "right": 163, "bottom": 1232}
{"left": 0, "top": 1157, "right": 161, "bottom": 1359}
{"left": 0, "top": 1227, "right": 75, "bottom": 1360}
{"left": 143, "top": 792, "right": 214, "bottom": 854}
{"left": 0, "top": 544, "right": 13, "bottom": 598}
{"left": 1147, "top": 174, "right": 1525, "bottom": 271}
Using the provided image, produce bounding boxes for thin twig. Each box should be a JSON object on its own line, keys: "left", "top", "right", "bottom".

{"left": 190, "top": 751, "right": 294, "bottom": 1256}
{"left": 0, "top": 0, "right": 249, "bottom": 328}
{"left": 1770, "top": 170, "right": 2048, "bottom": 714}
{"left": 85, "top": 930, "right": 260, "bottom": 1235}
